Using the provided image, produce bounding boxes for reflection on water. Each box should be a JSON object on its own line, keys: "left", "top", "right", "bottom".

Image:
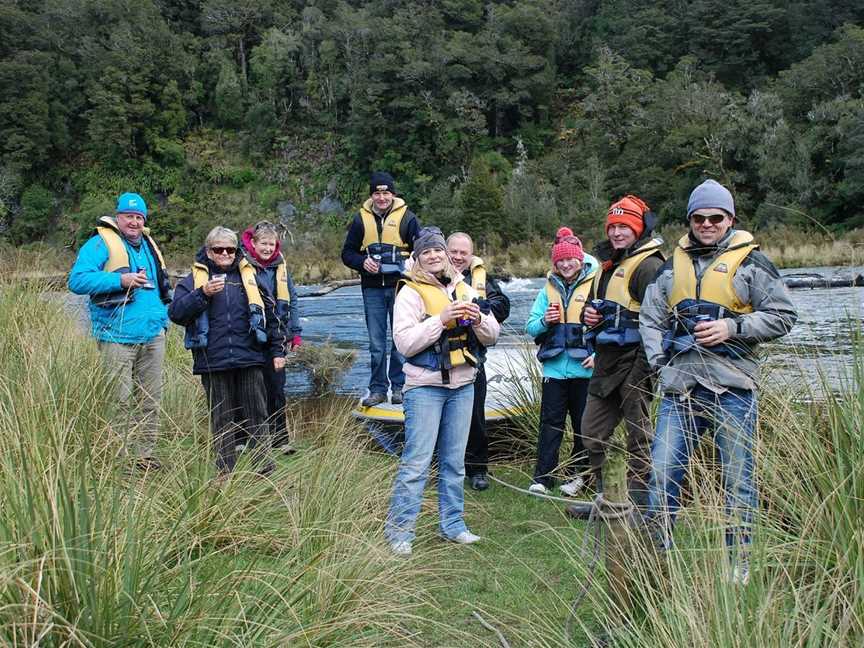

{"left": 293, "top": 266, "right": 863, "bottom": 396}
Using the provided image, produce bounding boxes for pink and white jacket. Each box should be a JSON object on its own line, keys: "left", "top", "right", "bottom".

{"left": 393, "top": 267, "right": 500, "bottom": 391}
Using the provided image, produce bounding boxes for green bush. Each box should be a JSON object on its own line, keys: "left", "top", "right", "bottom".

{"left": 10, "top": 183, "right": 54, "bottom": 243}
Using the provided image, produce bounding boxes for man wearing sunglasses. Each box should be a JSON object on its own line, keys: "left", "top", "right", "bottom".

{"left": 68, "top": 192, "right": 171, "bottom": 471}
{"left": 638, "top": 179, "right": 797, "bottom": 584}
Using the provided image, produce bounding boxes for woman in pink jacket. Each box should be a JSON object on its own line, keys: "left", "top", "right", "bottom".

{"left": 385, "top": 227, "right": 500, "bottom": 556}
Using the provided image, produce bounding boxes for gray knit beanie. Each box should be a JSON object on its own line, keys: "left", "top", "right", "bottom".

{"left": 412, "top": 226, "right": 447, "bottom": 258}
{"left": 687, "top": 179, "right": 735, "bottom": 219}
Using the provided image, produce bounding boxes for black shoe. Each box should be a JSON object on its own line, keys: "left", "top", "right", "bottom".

{"left": 361, "top": 392, "right": 387, "bottom": 408}
{"left": 565, "top": 501, "right": 595, "bottom": 520}
{"left": 136, "top": 456, "right": 162, "bottom": 471}
{"left": 470, "top": 473, "right": 490, "bottom": 491}
{"left": 390, "top": 389, "right": 403, "bottom": 405}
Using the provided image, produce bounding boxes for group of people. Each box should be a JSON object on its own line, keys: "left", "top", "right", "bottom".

{"left": 342, "top": 173, "right": 797, "bottom": 581}
{"left": 69, "top": 172, "right": 798, "bottom": 581}
{"left": 69, "top": 196, "right": 301, "bottom": 482}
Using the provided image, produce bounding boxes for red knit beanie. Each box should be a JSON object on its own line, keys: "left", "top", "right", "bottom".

{"left": 606, "top": 195, "right": 649, "bottom": 239}
{"left": 551, "top": 227, "right": 584, "bottom": 264}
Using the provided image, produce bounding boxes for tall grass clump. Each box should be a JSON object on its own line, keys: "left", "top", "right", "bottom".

{"left": 0, "top": 282, "right": 453, "bottom": 646}
{"left": 556, "top": 336, "right": 864, "bottom": 647}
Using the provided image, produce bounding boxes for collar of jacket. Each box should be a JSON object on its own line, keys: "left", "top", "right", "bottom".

{"left": 683, "top": 228, "right": 737, "bottom": 257}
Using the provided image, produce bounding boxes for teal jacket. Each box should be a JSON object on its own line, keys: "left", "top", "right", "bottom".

{"left": 68, "top": 233, "right": 169, "bottom": 344}
{"left": 525, "top": 254, "right": 598, "bottom": 380}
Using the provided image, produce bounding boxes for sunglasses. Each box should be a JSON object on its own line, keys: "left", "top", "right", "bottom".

{"left": 210, "top": 246, "right": 236, "bottom": 255}
{"left": 690, "top": 213, "right": 727, "bottom": 225}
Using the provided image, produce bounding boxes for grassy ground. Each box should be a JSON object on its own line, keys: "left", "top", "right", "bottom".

{"left": 2, "top": 282, "right": 862, "bottom": 646}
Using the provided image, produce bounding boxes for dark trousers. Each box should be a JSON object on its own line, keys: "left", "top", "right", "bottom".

{"left": 201, "top": 367, "right": 273, "bottom": 475}
{"left": 580, "top": 382, "right": 653, "bottom": 507}
{"left": 263, "top": 361, "right": 288, "bottom": 446}
{"left": 533, "top": 377, "right": 590, "bottom": 488}
{"left": 465, "top": 365, "right": 488, "bottom": 477}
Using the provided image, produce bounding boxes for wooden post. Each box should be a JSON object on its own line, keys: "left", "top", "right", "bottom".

{"left": 602, "top": 426, "right": 636, "bottom": 619}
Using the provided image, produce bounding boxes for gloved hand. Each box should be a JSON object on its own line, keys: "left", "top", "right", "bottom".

{"left": 291, "top": 335, "right": 302, "bottom": 350}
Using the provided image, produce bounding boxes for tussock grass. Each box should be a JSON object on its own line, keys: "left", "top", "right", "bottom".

{"left": 0, "top": 282, "right": 452, "bottom": 646}
{"left": 556, "top": 343, "right": 864, "bottom": 647}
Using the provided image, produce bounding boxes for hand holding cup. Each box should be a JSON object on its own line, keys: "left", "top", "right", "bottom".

{"left": 203, "top": 273, "right": 226, "bottom": 297}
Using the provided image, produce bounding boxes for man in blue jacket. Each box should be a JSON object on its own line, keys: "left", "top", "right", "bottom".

{"left": 68, "top": 192, "right": 171, "bottom": 470}
{"left": 341, "top": 172, "right": 420, "bottom": 407}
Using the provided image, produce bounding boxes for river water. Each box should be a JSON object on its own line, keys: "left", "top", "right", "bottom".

{"left": 59, "top": 266, "right": 863, "bottom": 397}
{"left": 289, "top": 266, "right": 863, "bottom": 397}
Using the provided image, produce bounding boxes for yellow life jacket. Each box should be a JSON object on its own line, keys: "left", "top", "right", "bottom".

{"left": 669, "top": 230, "right": 757, "bottom": 314}
{"left": 93, "top": 216, "right": 169, "bottom": 307}
{"left": 594, "top": 237, "right": 664, "bottom": 312}
{"left": 359, "top": 197, "right": 409, "bottom": 250}
{"left": 96, "top": 216, "right": 167, "bottom": 272}
{"left": 399, "top": 278, "right": 479, "bottom": 381}
{"left": 536, "top": 268, "right": 598, "bottom": 361}
{"left": 662, "top": 230, "right": 758, "bottom": 359}
{"left": 191, "top": 258, "right": 264, "bottom": 308}
{"left": 184, "top": 258, "right": 267, "bottom": 349}
{"left": 592, "top": 237, "right": 664, "bottom": 347}
{"left": 469, "top": 257, "right": 487, "bottom": 298}
{"left": 544, "top": 270, "right": 596, "bottom": 323}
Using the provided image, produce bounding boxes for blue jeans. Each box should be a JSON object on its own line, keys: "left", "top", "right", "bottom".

{"left": 362, "top": 287, "right": 404, "bottom": 394}
{"left": 646, "top": 386, "right": 757, "bottom": 551}
{"left": 385, "top": 384, "right": 474, "bottom": 544}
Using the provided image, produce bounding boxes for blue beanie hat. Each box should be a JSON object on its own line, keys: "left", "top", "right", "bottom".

{"left": 370, "top": 171, "right": 396, "bottom": 195}
{"left": 116, "top": 192, "right": 148, "bottom": 220}
{"left": 687, "top": 179, "right": 735, "bottom": 220}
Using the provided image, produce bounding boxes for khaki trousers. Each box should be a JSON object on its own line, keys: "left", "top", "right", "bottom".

{"left": 97, "top": 332, "right": 165, "bottom": 458}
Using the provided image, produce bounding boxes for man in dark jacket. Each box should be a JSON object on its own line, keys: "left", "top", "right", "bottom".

{"left": 341, "top": 172, "right": 420, "bottom": 407}
{"left": 568, "top": 195, "right": 665, "bottom": 518}
{"left": 639, "top": 179, "right": 797, "bottom": 584}
{"left": 169, "top": 226, "right": 285, "bottom": 479}
{"left": 447, "top": 232, "right": 510, "bottom": 491}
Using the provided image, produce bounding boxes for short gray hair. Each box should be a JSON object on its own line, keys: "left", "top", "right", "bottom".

{"left": 205, "top": 226, "right": 237, "bottom": 248}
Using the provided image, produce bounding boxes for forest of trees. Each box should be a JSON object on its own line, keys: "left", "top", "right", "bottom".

{"left": 1, "top": 0, "right": 863, "bottom": 253}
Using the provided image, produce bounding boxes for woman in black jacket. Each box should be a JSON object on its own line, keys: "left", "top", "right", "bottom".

{"left": 169, "top": 226, "right": 285, "bottom": 480}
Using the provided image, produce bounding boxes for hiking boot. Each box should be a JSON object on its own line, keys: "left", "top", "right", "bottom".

{"left": 528, "top": 482, "right": 549, "bottom": 495}
{"left": 390, "top": 389, "right": 403, "bottom": 405}
{"left": 361, "top": 392, "right": 387, "bottom": 408}
{"left": 469, "top": 473, "right": 490, "bottom": 491}
{"left": 451, "top": 530, "right": 481, "bottom": 544}
{"left": 559, "top": 477, "right": 586, "bottom": 497}
{"left": 277, "top": 443, "right": 297, "bottom": 456}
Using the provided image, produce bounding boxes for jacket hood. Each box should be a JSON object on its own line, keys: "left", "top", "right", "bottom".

{"left": 241, "top": 227, "right": 283, "bottom": 268}
{"left": 407, "top": 262, "right": 464, "bottom": 290}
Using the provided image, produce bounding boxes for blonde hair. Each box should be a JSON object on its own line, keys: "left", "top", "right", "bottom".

{"left": 252, "top": 220, "right": 280, "bottom": 241}
{"left": 408, "top": 249, "right": 458, "bottom": 284}
{"left": 204, "top": 226, "right": 237, "bottom": 248}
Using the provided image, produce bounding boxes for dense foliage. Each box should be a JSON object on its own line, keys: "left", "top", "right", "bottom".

{"left": 1, "top": 0, "right": 862, "bottom": 252}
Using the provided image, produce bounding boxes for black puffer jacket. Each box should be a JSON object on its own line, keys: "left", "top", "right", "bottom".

{"left": 169, "top": 248, "right": 282, "bottom": 374}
